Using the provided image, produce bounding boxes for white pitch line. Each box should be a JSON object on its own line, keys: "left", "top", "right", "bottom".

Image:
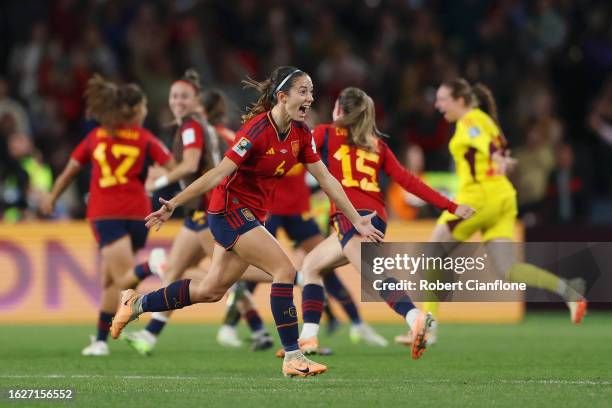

{"left": 0, "top": 374, "right": 610, "bottom": 386}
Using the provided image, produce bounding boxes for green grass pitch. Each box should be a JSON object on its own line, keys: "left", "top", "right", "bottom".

{"left": 1, "top": 312, "right": 610, "bottom": 407}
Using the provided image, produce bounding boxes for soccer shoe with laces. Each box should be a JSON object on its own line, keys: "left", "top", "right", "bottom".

{"left": 282, "top": 352, "right": 327, "bottom": 377}
{"left": 110, "top": 289, "right": 142, "bottom": 340}
{"left": 395, "top": 321, "right": 438, "bottom": 346}
{"left": 568, "top": 299, "right": 588, "bottom": 324}
{"left": 410, "top": 312, "right": 435, "bottom": 360}
{"left": 148, "top": 248, "right": 167, "bottom": 276}
{"left": 81, "top": 335, "right": 109, "bottom": 356}
{"left": 350, "top": 323, "right": 389, "bottom": 347}
{"left": 121, "top": 329, "right": 157, "bottom": 355}
{"left": 275, "top": 337, "right": 319, "bottom": 358}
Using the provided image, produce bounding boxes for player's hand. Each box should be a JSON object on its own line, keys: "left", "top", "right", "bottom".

{"left": 145, "top": 197, "right": 176, "bottom": 231}
{"left": 492, "top": 150, "right": 517, "bottom": 176}
{"left": 40, "top": 194, "right": 55, "bottom": 216}
{"left": 355, "top": 211, "right": 385, "bottom": 242}
{"left": 454, "top": 204, "right": 475, "bottom": 220}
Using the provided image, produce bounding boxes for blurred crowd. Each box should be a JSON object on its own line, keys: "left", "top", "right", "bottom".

{"left": 0, "top": 0, "right": 611, "bottom": 224}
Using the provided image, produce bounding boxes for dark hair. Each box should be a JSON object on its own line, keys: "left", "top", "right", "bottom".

{"left": 241, "top": 66, "right": 307, "bottom": 123}
{"left": 179, "top": 68, "right": 202, "bottom": 94}
{"left": 202, "top": 89, "right": 227, "bottom": 126}
{"left": 442, "top": 78, "right": 503, "bottom": 140}
{"left": 335, "top": 87, "right": 380, "bottom": 151}
{"left": 85, "top": 74, "right": 145, "bottom": 129}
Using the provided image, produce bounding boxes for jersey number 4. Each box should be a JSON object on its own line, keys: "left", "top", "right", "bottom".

{"left": 93, "top": 143, "right": 140, "bottom": 188}
{"left": 333, "top": 145, "right": 380, "bottom": 192}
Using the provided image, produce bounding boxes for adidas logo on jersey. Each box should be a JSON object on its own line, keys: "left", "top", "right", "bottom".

{"left": 266, "top": 147, "right": 275, "bottom": 155}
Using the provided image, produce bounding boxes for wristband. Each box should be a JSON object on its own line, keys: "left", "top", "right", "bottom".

{"left": 153, "top": 175, "right": 169, "bottom": 190}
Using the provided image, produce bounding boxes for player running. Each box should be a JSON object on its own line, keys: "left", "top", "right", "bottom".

{"left": 41, "top": 75, "right": 174, "bottom": 356}
{"left": 111, "top": 66, "right": 383, "bottom": 377}
{"left": 287, "top": 87, "right": 474, "bottom": 360}
{"left": 409, "top": 79, "right": 587, "bottom": 343}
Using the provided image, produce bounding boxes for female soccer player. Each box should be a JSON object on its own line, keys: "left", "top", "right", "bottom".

{"left": 293, "top": 87, "right": 474, "bottom": 360}
{"left": 419, "top": 79, "right": 587, "bottom": 333}
{"left": 111, "top": 66, "right": 383, "bottom": 377}
{"left": 123, "top": 78, "right": 271, "bottom": 355}
{"left": 220, "top": 164, "right": 388, "bottom": 351}
{"left": 41, "top": 75, "right": 174, "bottom": 356}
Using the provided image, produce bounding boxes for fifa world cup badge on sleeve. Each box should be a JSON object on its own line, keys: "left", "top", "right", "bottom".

{"left": 233, "top": 137, "right": 253, "bottom": 157}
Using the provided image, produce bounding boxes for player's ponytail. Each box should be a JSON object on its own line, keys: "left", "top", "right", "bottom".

{"left": 335, "top": 87, "right": 379, "bottom": 151}
{"left": 472, "top": 83, "right": 500, "bottom": 127}
{"left": 85, "top": 74, "right": 120, "bottom": 128}
{"left": 203, "top": 89, "right": 228, "bottom": 126}
{"left": 241, "top": 66, "right": 307, "bottom": 123}
{"left": 85, "top": 74, "right": 145, "bottom": 129}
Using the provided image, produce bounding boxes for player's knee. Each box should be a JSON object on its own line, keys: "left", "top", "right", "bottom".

{"left": 191, "top": 282, "right": 226, "bottom": 303}
{"left": 270, "top": 265, "right": 296, "bottom": 284}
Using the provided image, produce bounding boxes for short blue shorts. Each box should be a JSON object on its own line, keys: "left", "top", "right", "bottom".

{"left": 208, "top": 208, "right": 262, "bottom": 250}
{"left": 184, "top": 209, "right": 209, "bottom": 232}
{"left": 265, "top": 213, "right": 321, "bottom": 245}
{"left": 331, "top": 210, "right": 387, "bottom": 248}
{"left": 90, "top": 219, "right": 149, "bottom": 250}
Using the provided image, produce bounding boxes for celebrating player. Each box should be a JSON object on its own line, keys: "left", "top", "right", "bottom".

{"left": 290, "top": 87, "right": 474, "bottom": 360}
{"left": 415, "top": 79, "right": 587, "bottom": 337}
{"left": 111, "top": 66, "right": 383, "bottom": 377}
{"left": 41, "top": 75, "right": 174, "bottom": 356}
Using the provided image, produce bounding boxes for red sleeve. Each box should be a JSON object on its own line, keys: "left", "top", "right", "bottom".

{"left": 312, "top": 124, "right": 327, "bottom": 150}
{"left": 146, "top": 132, "right": 172, "bottom": 165}
{"left": 70, "top": 132, "right": 93, "bottom": 164}
{"left": 380, "top": 141, "right": 457, "bottom": 213}
{"left": 180, "top": 120, "right": 204, "bottom": 151}
{"left": 298, "top": 128, "right": 320, "bottom": 164}
{"left": 225, "top": 130, "right": 257, "bottom": 166}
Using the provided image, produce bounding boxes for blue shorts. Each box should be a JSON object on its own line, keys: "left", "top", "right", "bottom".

{"left": 91, "top": 219, "right": 149, "bottom": 250}
{"left": 332, "top": 210, "right": 387, "bottom": 248}
{"left": 265, "top": 213, "right": 321, "bottom": 245}
{"left": 208, "top": 208, "right": 262, "bottom": 250}
{"left": 184, "top": 209, "right": 209, "bottom": 232}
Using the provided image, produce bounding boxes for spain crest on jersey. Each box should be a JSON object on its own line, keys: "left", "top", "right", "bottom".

{"left": 291, "top": 140, "right": 299, "bottom": 157}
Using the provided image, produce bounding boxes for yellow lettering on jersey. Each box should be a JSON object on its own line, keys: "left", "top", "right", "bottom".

{"left": 93, "top": 143, "right": 141, "bottom": 188}
{"left": 333, "top": 144, "right": 380, "bottom": 192}
{"left": 273, "top": 160, "right": 286, "bottom": 177}
{"left": 116, "top": 129, "right": 140, "bottom": 140}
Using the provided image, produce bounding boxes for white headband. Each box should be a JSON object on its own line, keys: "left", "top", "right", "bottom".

{"left": 275, "top": 70, "right": 302, "bottom": 94}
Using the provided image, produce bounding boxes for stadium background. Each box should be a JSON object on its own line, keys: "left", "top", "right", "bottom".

{"left": 1, "top": 0, "right": 612, "bottom": 323}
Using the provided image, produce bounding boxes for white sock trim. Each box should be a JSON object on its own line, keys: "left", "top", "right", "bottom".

{"left": 405, "top": 308, "right": 420, "bottom": 329}
{"left": 300, "top": 323, "right": 320, "bottom": 339}
{"left": 151, "top": 312, "right": 169, "bottom": 322}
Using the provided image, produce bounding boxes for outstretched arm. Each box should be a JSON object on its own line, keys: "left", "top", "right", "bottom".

{"left": 306, "top": 160, "right": 383, "bottom": 242}
{"left": 382, "top": 144, "right": 474, "bottom": 219}
{"left": 40, "top": 159, "right": 81, "bottom": 216}
{"left": 145, "top": 157, "right": 237, "bottom": 230}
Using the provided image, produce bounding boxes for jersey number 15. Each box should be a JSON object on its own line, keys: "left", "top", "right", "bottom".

{"left": 333, "top": 144, "right": 380, "bottom": 192}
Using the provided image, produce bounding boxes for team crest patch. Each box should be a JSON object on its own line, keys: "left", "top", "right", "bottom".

{"left": 241, "top": 208, "right": 255, "bottom": 222}
{"left": 468, "top": 126, "right": 481, "bottom": 138}
{"left": 232, "top": 137, "right": 252, "bottom": 157}
{"left": 291, "top": 140, "right": 299, "bottom": 157}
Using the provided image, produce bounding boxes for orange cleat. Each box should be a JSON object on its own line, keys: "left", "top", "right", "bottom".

{"left": 275, "top": 337, "right": 319, "bottom": 358}
{"left": 569, "top": 299, "right": 588, "bottom": 324}
{"left": 410, "top": 312, "right": 434, "bottom": 360}
{"left": 110, "top": 289, "right": 142, "bottom": 339}
{"left": 282, "top": 352, "right": 327, "bottom": 377}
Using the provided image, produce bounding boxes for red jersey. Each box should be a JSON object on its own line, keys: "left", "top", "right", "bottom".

{"left": 269, "top": 163, "right": 311, "bottom": 215}
{"left": 314, "top": 124, "right": 457, "bottom": 221}
{"left": 208, "top": 112, "right": 320, "bottom": 221}
{"left": 172, "top": 114, "right": 227, "bottom": 211}
{"left": 71, "top": 125, "right": 172, "bottom": 219}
